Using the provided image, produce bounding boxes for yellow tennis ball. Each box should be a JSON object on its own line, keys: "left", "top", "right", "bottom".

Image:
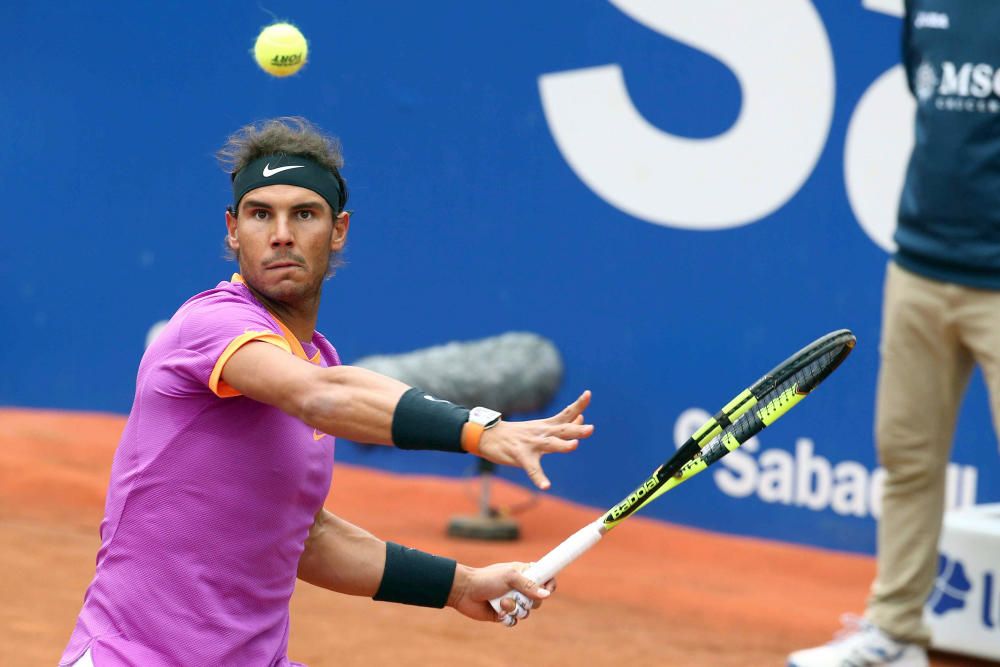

{"left": 254, "top": 23, "right": 308, "bottom": 77}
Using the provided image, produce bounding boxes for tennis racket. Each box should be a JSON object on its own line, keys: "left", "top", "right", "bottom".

{"left": 490, "top": 329, "right": 855, "bottom": 625}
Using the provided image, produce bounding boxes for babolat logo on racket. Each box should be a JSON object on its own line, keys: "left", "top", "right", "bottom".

{"left": 608, "top": 475, "right": 659, "bottom": 520}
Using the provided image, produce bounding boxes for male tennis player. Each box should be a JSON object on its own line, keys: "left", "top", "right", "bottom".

{"left": 59, "top": 117, "right": 593, "bottom": 667}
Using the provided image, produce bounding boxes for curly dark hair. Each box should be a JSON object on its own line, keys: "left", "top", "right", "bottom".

{"left": 216, "top": 116, "right": 349, "bottom": 210}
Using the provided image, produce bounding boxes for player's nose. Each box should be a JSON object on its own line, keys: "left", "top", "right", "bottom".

{"left": 270, "top": 214, "right": 294, "bottom": 246}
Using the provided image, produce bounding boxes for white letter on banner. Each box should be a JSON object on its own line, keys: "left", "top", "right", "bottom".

{"left": 757, "top": 448, "right": 794, "bottom": 504}
{"left": 831, "top": 461, "right": 870, "bottom": 517}
{"left": 844, "top": 66, "right": 914, "bottom": 252}
{"left": 862, "top": 0, "right": 903, "bottom": 16}
{"left": 794, "top": 438, "right": 833, "bottom": 511}
{"left": 537, "top": 0, "right": 834, "bottom": 229}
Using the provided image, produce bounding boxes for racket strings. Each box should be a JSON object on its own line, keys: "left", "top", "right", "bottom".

{"left": 698, "top": 345, "right": 847, "bottom": 466}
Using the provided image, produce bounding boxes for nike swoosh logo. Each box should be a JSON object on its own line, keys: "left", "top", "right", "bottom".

{"left": 263, "top": 163, "right": 305, "bottom": 177}
{"left": 423, "top": 394, "right": 452, "bottom": 404}
{"left": 313, "top": 429, "right": 328, "bottom": 441}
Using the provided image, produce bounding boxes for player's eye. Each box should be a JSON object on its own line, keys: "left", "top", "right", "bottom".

{"left": 252, "top": 209, "right": 269, "bottom": 220}
{"left": 296, "top": 209, "right": 314, "bottom": 220}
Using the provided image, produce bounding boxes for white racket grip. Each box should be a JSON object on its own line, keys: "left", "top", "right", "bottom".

{"left": 489, "top": 520, "right": 604, "bottom": 622}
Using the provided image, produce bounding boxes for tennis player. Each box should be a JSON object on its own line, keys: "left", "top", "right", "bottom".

{"left": 59, "top": 117, "right": 593, "bottom": 666}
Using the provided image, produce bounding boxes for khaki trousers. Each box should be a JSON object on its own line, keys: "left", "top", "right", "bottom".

{"left": 867, "top": 261, "right": 1000, "bottom": 644}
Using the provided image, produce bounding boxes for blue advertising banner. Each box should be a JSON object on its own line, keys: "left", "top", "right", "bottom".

{"left": 3, "top": 0, "right": 996, "bottom": 553}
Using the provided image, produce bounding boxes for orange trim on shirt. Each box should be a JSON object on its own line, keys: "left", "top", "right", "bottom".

{"left": 270, "top": 318, "right": 312, "bottom": 362}
{"left": 230, "top": 273, "right": 322, "bottom": 366}
{"left": 209, "top": 331, "right": 293, "bottom": 397}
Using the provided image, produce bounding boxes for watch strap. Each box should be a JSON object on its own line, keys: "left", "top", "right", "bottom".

{"left": 461, "top": 422, "right": 485, "bottom": 456}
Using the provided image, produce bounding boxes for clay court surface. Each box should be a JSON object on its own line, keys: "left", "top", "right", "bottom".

{"left": 1, "top": 409, "right": 989, "bottom": 666}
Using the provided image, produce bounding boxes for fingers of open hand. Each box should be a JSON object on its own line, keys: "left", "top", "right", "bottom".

{"left": 514, "top": 428, "right": 584, "bottom": 489}
{"left": 548, "top": 421, "right": 593, "bottom": 445}
{"left": 520, "top": 458, "right": 550, "bottom": 490}
{"left": 528, "top": 423, "right": 591, "bottom": 459}
{"left": 551, "top": 390, "right": 591, "bottom": 422}
{"left": 547, "top": 391, "right": 594, "bottom": 441}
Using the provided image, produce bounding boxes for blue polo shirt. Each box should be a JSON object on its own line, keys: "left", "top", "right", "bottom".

{"left": 897, "top": 0, "right": 1000, "bottom": 289}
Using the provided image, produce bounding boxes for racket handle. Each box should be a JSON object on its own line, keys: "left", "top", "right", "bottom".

{"left": 489, "top": 520, "right": 604, "bottom": 625}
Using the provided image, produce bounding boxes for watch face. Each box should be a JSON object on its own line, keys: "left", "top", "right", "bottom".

{"left": 471, "top": 406, "right": 502, "bottom": 427}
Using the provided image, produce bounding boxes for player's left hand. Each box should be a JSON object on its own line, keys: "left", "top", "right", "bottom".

{"left": 477, "top": 390, "right": 593, "bottom": 490}
{"left": 447, "top": 562, "right": 555, "bottom": 625}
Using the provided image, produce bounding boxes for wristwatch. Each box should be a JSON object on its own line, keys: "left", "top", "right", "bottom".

{"left": 469, "top": 406, "right": 502, "bottom": 429}
{"left": 463, "top": 407, "right": 502, "bottom": 455}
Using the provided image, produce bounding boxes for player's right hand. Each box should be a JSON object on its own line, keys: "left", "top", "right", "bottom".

{"left": 446, "top": 562, "right": 555, "bottom": 625}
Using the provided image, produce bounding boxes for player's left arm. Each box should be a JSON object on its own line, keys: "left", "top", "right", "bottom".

{"left": 221, "top": 342, "right": 409, "bottom": 446}
{"left": 220, "top": 341, "right": 593, "bottom": 489}
{"left": 297, "top": 508, "right": 552, "bottom": 621}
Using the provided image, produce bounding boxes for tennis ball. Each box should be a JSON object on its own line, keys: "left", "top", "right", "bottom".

{"left": 254, "top": 23, "right": 308, "bottom": 77}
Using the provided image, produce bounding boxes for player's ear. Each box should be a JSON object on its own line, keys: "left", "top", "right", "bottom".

{"left": 225, "top": 206, "right": 239, "bottom": 251}
{"left": 331, "top": 210, "right": 350, "bottom": 251}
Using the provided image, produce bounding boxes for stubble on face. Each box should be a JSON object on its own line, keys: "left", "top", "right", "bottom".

{"left": 245, "top": 245, "right": 330, "bottom": 306}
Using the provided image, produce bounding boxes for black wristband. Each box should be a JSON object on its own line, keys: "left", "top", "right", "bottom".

{"left": 373, "top": 542, "right": 457, "bottom": 608}
{"left": 391, "top": 387, "right": 470, "bottom": 452}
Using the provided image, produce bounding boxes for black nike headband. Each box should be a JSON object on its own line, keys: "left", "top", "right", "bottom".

{"left": 231, "top": 154, "right": 345, "bottom": 214}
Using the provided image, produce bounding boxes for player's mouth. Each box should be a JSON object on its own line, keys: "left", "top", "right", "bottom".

{"left": 265, "top": 260, "right": 304, "bottom": 270}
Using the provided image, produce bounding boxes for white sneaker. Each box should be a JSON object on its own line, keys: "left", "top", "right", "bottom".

{"left": 787, "top": 615, "right": 928, "bottom": 667}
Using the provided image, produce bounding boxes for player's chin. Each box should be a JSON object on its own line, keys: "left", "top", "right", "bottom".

{"left": 258, "top": 272, "right": 315, "bottom": 299}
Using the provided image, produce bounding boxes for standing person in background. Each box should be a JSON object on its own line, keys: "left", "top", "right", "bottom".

{"left": 59, "top": 116, "right": 594, "bottom": 667}
{"left": 789, "top": 2, "right": 1000, "bottom": 666}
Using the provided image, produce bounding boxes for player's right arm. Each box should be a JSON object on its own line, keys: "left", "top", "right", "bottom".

{"left": 220, "top": 340, "right": 593, "bottom": 489}
{"left": 297, "top": 507, "right": 552, "bottom": 622}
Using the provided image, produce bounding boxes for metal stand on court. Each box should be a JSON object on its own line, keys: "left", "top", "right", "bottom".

{"left": 446, "top": 458, "right": 520, "bottom": 541}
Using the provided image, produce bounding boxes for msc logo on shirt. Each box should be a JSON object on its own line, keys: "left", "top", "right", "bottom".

{"left": 914, "top": 60, "right": 1000, "bottom": 113}
{"left": 913, "top": 11, "right": 950, "bottom": 30}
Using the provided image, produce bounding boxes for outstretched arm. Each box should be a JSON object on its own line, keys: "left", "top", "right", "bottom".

{"left": 221, "top": 341, "right": 593, "bottom": 489}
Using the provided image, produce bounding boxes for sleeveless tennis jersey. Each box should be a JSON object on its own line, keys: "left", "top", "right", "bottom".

{"left": 61, "top": 276, "right": 340, "bottom": 666}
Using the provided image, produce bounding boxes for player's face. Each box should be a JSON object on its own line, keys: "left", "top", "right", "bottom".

{"left": 225, "top": 184, "right": 349, "bottom": 305}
